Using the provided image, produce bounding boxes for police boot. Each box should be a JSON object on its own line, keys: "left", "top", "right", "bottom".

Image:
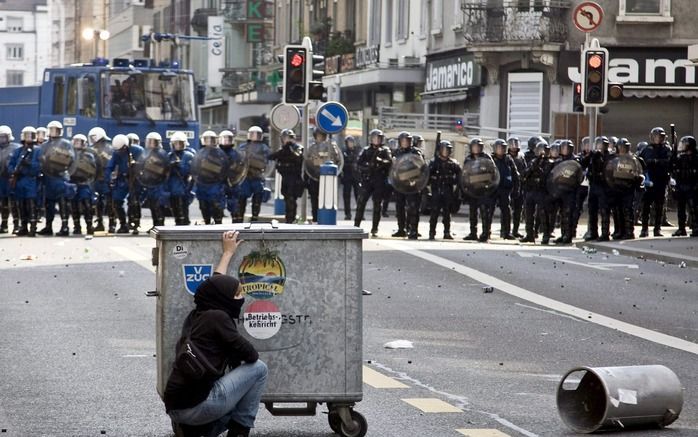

{"left": 107, "top": 200, "right": 117, "bottom": 233}
{"left": 622, "top": 209, "right": 636, "bottom": 240}
{"left": 94, "top": 202, "right": 105, "bottom": 232}
{"left": 17, "top": 201, "right": 29, "bottom": 236}
{"left": 673, "top": 211, "right": 687, "bottom": 236}
{"left": 71, "top": 200, "right": 82, "bottom": 235}
{"left": 428, "top": 218, "right": 437, "bottom": 241}
{"left": 11, "top": 199, "right": 20, "bottom": 234}
{"left": 115, "top": 206, "right": 129, "bottom": 234}
{"left": 212, "top": 204, "right": 224, "bottom": 225}
{"left": 128, "top": 199, "right": 141, "bottom": 235}
{"left": 598, "top": 210, "right": 611, "bottom": 241}
{"left": 611, "top": 208, "right": 622, "bottom": 240}
{"left": 81, "top": 200, "right": 94, "bottom": 235}
{"left": 653, "top": 207, "right": 663, "bottom": 237}
{"left": 236, "top": 199, "right": 247, "bottom": 223}
{"left": 0, "top": 198, "right": 9, "bottom": 233}
{"left": 27, "top": 199, "right": 37, "bottom": 237}
{"left": 251, "top": 198, "right": 262, "bottom": 222}
{"left": 56, "top": 199, "right": 70, "bottom": 236}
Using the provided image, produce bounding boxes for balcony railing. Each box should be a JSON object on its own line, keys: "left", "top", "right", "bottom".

{"left": 461, "top": 0, "right": 570, "bottom": 45}
{"left": 379, "top": 107, "right": 480, "bottom": 134}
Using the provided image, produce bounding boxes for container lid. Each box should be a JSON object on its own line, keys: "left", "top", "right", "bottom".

{"left": 150, "top": 223, "right": 368, "bottom": 241}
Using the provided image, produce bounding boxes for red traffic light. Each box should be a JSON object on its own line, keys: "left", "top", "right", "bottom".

{"left": 290, "top": 53, "right": 304, "bottom": 68}
{"left": 575, "top": 83, "right": 581, "bottom": 93}
{"left": 588, "top": 54, "right": 602, "bottom": 69}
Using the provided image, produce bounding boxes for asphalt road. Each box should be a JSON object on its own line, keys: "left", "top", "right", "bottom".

{"left": 0, "top": 216, "right": 696, "bottom": 437}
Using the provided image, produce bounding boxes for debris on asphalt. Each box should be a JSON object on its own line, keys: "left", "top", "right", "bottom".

{"left": 679, "top": 261, "right": 687, "bottom": 268}
{"left": 118, "top": 271, "right": 125, "bottom": 277}
{"left": 19, "top": 254, "right": 35, "bottom": 261}
{"left": 624, "top": 277, "right": 630, "bottom": 282}
{"left": 384, "top": 340, "right": 414, "bottom": 349}
{"left": 581, "top": 246, "right": 597, "bottom": 254}
{"left": 482, "top": 286, "right": 494, "bottom": 293}
{"left": 612, "top": 249, "right": 620, "bottom": 256}
{"left": 84, "top": 235, "right": 93, "bottom": 240}
{"left": 362, "top": 289, "right": 373, "bottom": 296}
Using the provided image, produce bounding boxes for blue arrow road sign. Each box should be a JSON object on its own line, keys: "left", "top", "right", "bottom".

{"left": 315, "top": 101, "right": 348, "bottom": 135}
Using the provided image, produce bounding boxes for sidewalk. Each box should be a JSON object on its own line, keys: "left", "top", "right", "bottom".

{"left": 578, "top": 236, "right": 698, "bottom": 268}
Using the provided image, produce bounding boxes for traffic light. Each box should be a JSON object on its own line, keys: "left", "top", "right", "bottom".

{"left": 307, "top": 54, "right": 326, "bottom": 102}
{"left": 283, "top": 45, "right": 307, "bottom": 105}
{"left": 581, "top": 48, "right": 608, "bottom": 106}
{"left": 573, "top": 82, "right": 584, "bottom": 113}
{"left": 607, "top": 82, "right": 624, "bottom": 101}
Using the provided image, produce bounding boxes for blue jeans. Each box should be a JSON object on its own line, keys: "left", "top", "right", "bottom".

{"left": 169, "top": 360, "right": 267, "bottom": 434}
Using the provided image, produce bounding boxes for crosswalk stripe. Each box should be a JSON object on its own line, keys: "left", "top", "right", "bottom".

{"left": 456, "top": 429, "right": 511, "bottom": 437}
{"left": 402, "top": 398, "right": 462, "bottom": 413}
{"left": 362, "top": 366, "right": 409, "bottom": 388}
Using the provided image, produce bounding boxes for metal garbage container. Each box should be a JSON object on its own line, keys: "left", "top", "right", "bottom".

{"left": 151, "top": 223, "right": 368, "bottom": 437}
{"left": 557, "top": 365, "right": 683, "bottom": 433}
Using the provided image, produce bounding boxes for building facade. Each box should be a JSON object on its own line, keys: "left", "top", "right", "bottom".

{"left": 0, "top": 0, "right": 51, "bottom": 87}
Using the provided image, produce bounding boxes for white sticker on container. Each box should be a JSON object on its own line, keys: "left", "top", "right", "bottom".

{"left": 609, "top": 397, "right": 620, "bottom": 408}
{"left": 618, "top": 389, "right": 638, "bottom": 405}
{"left": 243, "top": 301, "right": 282, "bottom": 340}
{"left": 172, "top": 244, "right": 189, "bottom": 259}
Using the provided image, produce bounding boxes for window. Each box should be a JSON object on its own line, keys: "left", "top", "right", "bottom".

{"left": 369, "top": 0, "right": 382, "bottom": 45}
{"left": 452, "top": 0, "right": 463, "bottom": 30}
{"left": 346, "top": 0, "right": 356, "bottom": 36}
{"left": 397, "top": 0, "right": 409, "bottom": 41}
{"left": 6, "top": 70, "right": 23, "bottom": 86}
{"left": 419, "top": 0, "right": 428, "bottom": 38}
{"left": 384, "top": 0, "right": 393, "bottom": 45}
{"left": 53, "top": 76, "right": 66, "bottom": 115}
{"left": 6, "top": 44, "right": 24, "bottom": 60}
{"left": 507, "top": 72, "right": 543, "bottom": 138}
{"left": 517, "top": 0, "right": 545, "bottom": 12}
{"left": 78, "top": 75, "right": 97, "bottom": 117}
{"left": 618, "top": 0, "right": 672, "bottom": 22}
{"left": 66, "top": 77, "right": 77, "bottom": 115}
{"left": 6, "top": 17, "right": 23, "bottom": 32}
{"left": 431, "top": 0, "right": 443, "bottom": 35}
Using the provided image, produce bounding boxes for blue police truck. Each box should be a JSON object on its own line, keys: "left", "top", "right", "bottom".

{"left": 0, "top": 57, "right": 201, "bottom": 148}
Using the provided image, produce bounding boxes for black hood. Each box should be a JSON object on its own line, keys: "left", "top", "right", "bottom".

{"left": 194, "top": 274, "right": 244, "bottom": 320}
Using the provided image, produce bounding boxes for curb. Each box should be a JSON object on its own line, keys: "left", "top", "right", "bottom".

{"left": 576, "top": 238, "right": 698, "bottom": 268}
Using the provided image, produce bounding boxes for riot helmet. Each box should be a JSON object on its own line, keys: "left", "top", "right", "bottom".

{"left": 369, "top": 129, "right": 384, "bottom": 147}
{"left": 469, "top": 138, "right": 484, "bottom": 155}
{"left": 550, "top": 142, "right": 561, "bottom": 159}
{"left": 201, "top": 130, "right": 218, "bottom": 147}
{"left": 412, "top": 134, "right": 424, "bottom": 149}
{"left": 581, "top": 136, "right": 591, "bottom": 153}
{"left": 609, "top": 136, "right": 619, "bottom": 151}
{"left": 145, "top": 132, "right": 162, "bottom": 149}
{"left": 0, "top": 125, "right": 13, "bottom": 144}
{"left": 506, "top": 136, "right": 520, "bottom": 152}
{"left": 171, "top": 131, "right": 188, "bottom": 151}
{"left": 637, "top": 141, "right": 649, "bottom": 154}
{"left": 72, "top": 134, "right": 87, "bottom": 150}
{"left": 594, "top": 136, "right": 609, "bottom": 152}
{"left": 534, "top": 141, "right": 549, "bottom": 157}
{"left": 345, "top": 135, "right": 356, "bottom": 148}
{"left": 649, "top": 127, "right": 666, "bottom": 145}
{"left": 617, "top": 138, "right": 632, "bottom": 154}
{"left": 127, "top": 133, "right": 140, "bottom": 146}
{"left": 493, "top": 139, "right": 507, "bottom": 157}
{"left": 527, "top": 135, "right": 544, "bottom": 151}
{"left": 678, "top": 136, "right": 696, "bottom": 153}
{"left": 397, "top": 131, "right": 413, "bottom": 149}
{"left": 88, "top": 127, "right": 107, "bottom": 145}
{"left": 247, "top": 126, "right": 263, "bottom": 142}
{"left": 281, "top": 129, "right": 296, "bottom": 145}
{"left": 21, "top": 126, "right": 37, "bottom": 144}
{"left": 438, "top": 140, "right": 453, "bottom": 158}
{"left": 560, "top": 140, "right": 575, "bottom": 157}
{"left": 111, "top": 134, "right": 129, "bottom": 151}
{"left": 312, "top": 127, "right": 328, "bottom": 142}
{"left": 219, "top": 130, "right": 235, "bottom": 148}
{"left": 36, "top": 127, "right": 47, "bottom": 144}
{"left": 47, "top": 120, "right": 63, "bottom": 139}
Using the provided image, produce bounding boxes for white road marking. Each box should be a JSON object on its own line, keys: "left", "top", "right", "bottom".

{"left": 380, "top": 241, "right": 698, "bottom": 356}
{"left": 362, "top": 366, "right": 409, "bottom": 388}
{"left": 110, "top": 246, "right": 155, "bottom": 272}
{"left": 122, "top": 354, "right": 150, "bottom": 358}
{"left": 456, "top": 430, "right": 511, "bottom": 437}
{"left": 517, "top": 251, "right": 638, "bottom": 270}
{"left": 514, "top": 303, "right": 583, "bottom": 323}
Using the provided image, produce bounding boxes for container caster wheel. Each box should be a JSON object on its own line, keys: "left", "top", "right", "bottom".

{"left": 338, "top": 410, "right": 367, "bottom": 437}
{"left": 328, "top": 411, "right": 342, "bottom": 434}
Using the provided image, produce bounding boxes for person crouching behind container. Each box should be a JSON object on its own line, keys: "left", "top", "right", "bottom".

{"left": 165, "top": 231, "right": 267, "bottom": 437}
{"left": 269, "top": 129, "right": 304, "bottom": 223}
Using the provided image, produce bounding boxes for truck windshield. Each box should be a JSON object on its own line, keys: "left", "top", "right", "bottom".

{"left": 102, "top": 71, "right": 196, "bottom": 122}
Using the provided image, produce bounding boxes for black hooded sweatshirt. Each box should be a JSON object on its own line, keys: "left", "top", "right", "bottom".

{"left": 164, "top": 273, "right": 259, "bottom": 412}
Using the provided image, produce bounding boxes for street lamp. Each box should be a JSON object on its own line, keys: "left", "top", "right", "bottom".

{"left": 82, "top": 27, "right": 110, "bottom": 59}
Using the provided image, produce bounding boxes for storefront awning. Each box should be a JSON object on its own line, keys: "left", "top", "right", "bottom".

{"left": 624, "top": 88, "right": 698, "bottom": 98}
{"left": 326, "top": 67, "right": 424, "bottom": 89}
{"left": 420, "top": 88, "right": 471, "bottom": 103}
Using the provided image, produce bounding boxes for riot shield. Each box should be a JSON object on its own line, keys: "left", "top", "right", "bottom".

{"left": 604, "top": 154, "right": 643, "bottom": 192}
{"left": 135, "top": 148, "right": 170, "bottom": 187}
{"left": 0, "top": 143, "right": 19, "bottom": 178}
{"left": 69, "top": 150, "right": 98, "bottom": 184}
{"left": 226, "top": 148, "right": 248, "bottom": 187}
{"left": 41, "top": 139, "right": 75, "bottom": 177}
{"left": 243, "top": 141, "right": 270, "bottom": 180}
{"left": 303, "top": 141, "right": 345, "bottom": 181}
{"left": 389, "top": 152, "right": 429, "bottom": 194}
{"left": 191, "top": 147, "right": 229, "bottom": 184}
{"left": 461, "top": 155, "right": 500, "bottom": 199}
{"left": 93, "top": 141, "right": 113, "bottom": 170}
{"left": 546, "top": 160, "right": 584, "bottom": 198}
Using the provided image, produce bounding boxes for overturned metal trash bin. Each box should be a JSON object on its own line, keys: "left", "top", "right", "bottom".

{"left": 557, "top": 365, "right": 683, "bottom": 433}
{"left": 151, "top": 223, "right": 368, "bottom": 437}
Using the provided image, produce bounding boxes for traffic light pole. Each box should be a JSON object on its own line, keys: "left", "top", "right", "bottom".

{"left": 584, "top": 33, "right": 597, "bottom": 143}
{"left": 300, "top": 102, "right": 309, "bottom": 223}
